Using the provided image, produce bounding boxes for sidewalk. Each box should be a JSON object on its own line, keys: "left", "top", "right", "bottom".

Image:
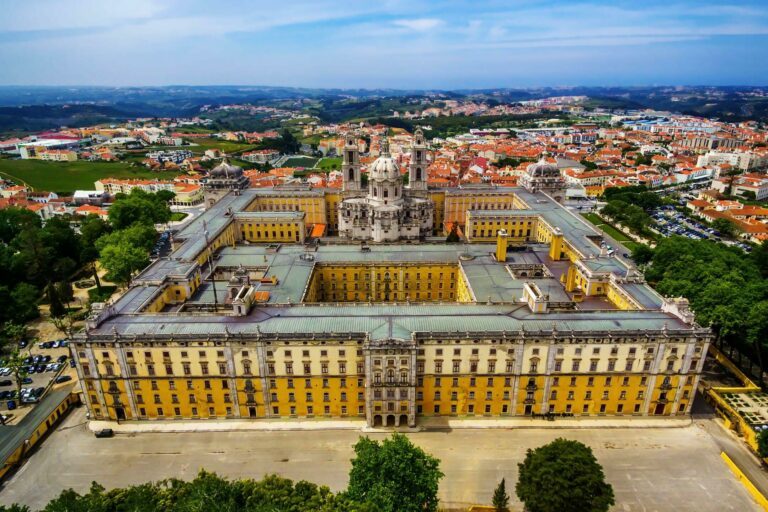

{"left": 88, "top": 415, "right": 692, "bottom": 434}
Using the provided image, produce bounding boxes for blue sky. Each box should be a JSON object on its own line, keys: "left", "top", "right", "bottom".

{"left": 1, "top": 0, "right": 767, "bottom": 88}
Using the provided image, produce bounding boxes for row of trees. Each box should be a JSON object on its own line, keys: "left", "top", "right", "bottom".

{"left": 0, "top": 209, "right": 84, "bottom": 327}
{"left": 0, "top": 435, "right": 614, "bottom": 512}
{"left": 599, "top": 186, "right": 664, "bottom": 238}
{"left": 0, "top": 189, "right": 172, "bottom": 354}
{"left": 633, "top": 237, "right": 768, "bottom": 370}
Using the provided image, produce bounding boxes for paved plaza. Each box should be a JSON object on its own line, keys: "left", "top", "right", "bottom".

{"left": 0, "top": 408, "right": 761, "bottom": 511}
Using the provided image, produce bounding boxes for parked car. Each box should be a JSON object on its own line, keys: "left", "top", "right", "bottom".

{"left": 0, "top": 379, "right": 11, "bottom": 387}
{"left": 21, "top": 377, "right": 32, "bottom": 384}
{"left": 55, "top": 375, "right": 72, "bottom": 383}
{"left": 0, "top": 391, "right": 11, "bottom": 400}
{"left": 94, "top": 428, "right": 114, "bottom": 438}
{"left": 57, "top": 355, "right": 68, "bottom": 363}
{"left": 70, "top": 359, "right": 76, "bottom": 368}
{"left": 6, "top": 400, "right": 16, "bottom": 410}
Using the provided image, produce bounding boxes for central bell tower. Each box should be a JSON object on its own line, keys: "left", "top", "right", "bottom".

{"left": 342, "top": 134, "right": 362, "bottom": 192}
{"left": 408, "top": 128, "right": 428, "bottom": 190}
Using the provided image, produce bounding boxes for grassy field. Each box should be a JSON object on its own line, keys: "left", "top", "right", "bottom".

{"left": 316, "top": 157, "right": 341, "bottom": 171}
{"left": 146, "top": 137, "right": 259, "bottom": 156}
{"left": 581, "top": 212, "right": 643, "bottom": 253}
{"left": 0, "top": 159, "right": 180, "bottom": 194}
{"left": 282, "top": 156, "right": 318, "bottom": 168}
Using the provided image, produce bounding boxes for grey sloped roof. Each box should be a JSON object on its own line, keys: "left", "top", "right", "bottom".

{"left": 89, "top": 304, "right": 696, "bottom": 341}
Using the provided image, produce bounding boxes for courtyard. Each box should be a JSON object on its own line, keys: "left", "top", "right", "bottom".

{"left": 0, "top": 408, "right": 761, "bottom": 511}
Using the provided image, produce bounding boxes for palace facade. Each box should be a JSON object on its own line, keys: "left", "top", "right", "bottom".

{"left": 73, "top": 140, "right": 710, "bottom": 428}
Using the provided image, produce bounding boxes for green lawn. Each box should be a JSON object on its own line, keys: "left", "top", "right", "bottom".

{"left": 316, "top": 157, "right": 342, "bottom": 171}
{"left": 581, "top": 213, "right": 634, "bottom": 243}
{"left": 283, "top": 156, "right": 318, "bottom": 168}
{"left": 0, "top": 159, "right": 181, "bottom": 194}
{"left": 146, "top": 137, "right": 259, "bottom": 156}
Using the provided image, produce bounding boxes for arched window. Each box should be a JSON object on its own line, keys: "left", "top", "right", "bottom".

{"left": 348, "top": 168, "right": 354, "bottom": 180}
{"left": 372, "top": 188, "right": 377, "bottom": 197}
{"left": 383, "top": 189, "right": 389, "bottom": 198}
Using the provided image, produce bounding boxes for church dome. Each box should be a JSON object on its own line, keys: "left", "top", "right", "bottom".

{"left": 368, "top": 138, "right": 400, "bottom": 181}
{"left": 526, "top": 154, "right": 560, "bottom": 178}
{"left": 210, "top": 157, "right": 243, "bottom": 178}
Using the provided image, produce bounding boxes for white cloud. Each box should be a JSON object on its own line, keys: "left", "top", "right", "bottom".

{"left": 393, "top": 18, "right": 443, "bottom": 31}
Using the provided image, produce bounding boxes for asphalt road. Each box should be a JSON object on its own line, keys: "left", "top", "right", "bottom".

{"left": 0, "top": 408, "right": 760, "bottom": 512}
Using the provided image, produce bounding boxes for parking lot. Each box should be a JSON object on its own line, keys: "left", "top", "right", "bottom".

{"left": 0, "top": 409, "right": 761, "bottom": 512}
{"left": 652, "top": 200, "right": 753, "bottom": 253}
{"left": 0, "top": 340, "right": 73, "bottom": 418}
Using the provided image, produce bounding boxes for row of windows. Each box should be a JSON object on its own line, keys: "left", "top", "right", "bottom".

{"left": 325, "top": 281, "right": 455, "bottom": 290}
{"left": 242, "top": 231, "right": 300, "bottom": 241}
{"left": 270, "top": 392, "right": 358, "bottom": 402}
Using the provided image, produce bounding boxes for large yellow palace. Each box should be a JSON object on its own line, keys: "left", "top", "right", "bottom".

{"left": 74, "top": 151, "right": 710, "bottom": 428}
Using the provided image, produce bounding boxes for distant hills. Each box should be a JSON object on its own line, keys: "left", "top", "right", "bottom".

{"left": 0, "top": 85, "right": 767, "bottom": 132}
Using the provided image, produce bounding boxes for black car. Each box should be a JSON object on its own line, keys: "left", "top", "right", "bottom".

{"left": 70, "top": 359, "right": 76, "bottom": 368}
{"left": 55, "top": 375, "right": 72, "bottom": 383}
{"left": 21, "top": 377, "right": 32, "bottom": 384}
{"left": 57, "top": 355, "right": 68, "bottom": 363}
{"left": 94, "top": 428, "right": 114, "bottom": 438}
{"left": 0, "top": 391, "right": 11, "bottom": 400}
{"left": 0, "top": 379, "right": 11, "bottom": 387}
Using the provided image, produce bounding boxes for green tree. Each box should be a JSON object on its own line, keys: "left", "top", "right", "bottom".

{"left": 56, "top": 281, "right": 75, "bottom": 305}
{"left": 446, "top": 224, "right": 460, "bottom": 243}
{"left": 10, "top": 283, "right": 40, "bottom": 323}
{"left": 630, "top": 244, "right": 654, "bottom": 265}
{"left": 712, "top": 218, "right": 740, "bottom": 239}
{"left": 758, "top": 429, "right": 768, "bottom": 458}
{"left": 347, "top": 433, "right": 443, "bottom": 512}
{"left": 99, "top": 240, "right": 150, "bottom": 287}
{"left": 12, "top": 227, "right": 54, "bottom": 286}
{"left": 96, "top": 223, "right": 158, "bottom": 253}
{"left": 6, "top": 349, "right": 30, "bottom": 402}
{"left": 0, "top": 505, "right": 30, "bottom": 512}
{"left": 0, "top": 207, "right": 41, "bottom": 244}
{"left": 516, "top": 438, "right": 615, "bottom": 512}
{"left": 47, "top": 282, "right": 66, "bottom": 319}
{"left": 492, "top": 478, "right": 510, "bottom": 512}
{"left": 752, "top": 241, "right": 768, "bottom": 278}
{"left": 0, "top": 322, "right": 28, "bottom": 353}
{"left": 108, "top": 189, "right": 171, "bottom": 229}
